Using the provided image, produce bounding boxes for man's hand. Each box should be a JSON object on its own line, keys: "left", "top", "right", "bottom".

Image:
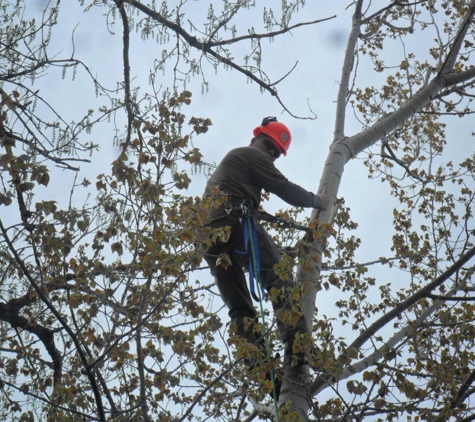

{"left": 317, "top": 194, "right": 330, "bottom": 211}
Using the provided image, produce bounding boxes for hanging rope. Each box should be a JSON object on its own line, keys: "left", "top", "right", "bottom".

{"left": 242, "top": 208, "right": 266, "bottom": 302}
{"left": 241, "top": 205, "right": 281, "bottom": 421}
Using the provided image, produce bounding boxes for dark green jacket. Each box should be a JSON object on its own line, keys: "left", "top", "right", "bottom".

{"left": 203, "top": 146, "right": 321, "bottom": 221}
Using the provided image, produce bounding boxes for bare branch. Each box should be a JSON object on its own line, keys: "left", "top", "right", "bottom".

{"left": 269, "top": 61, "right": 299, "bottom": 87}
{"left": 123, "top": 0, "right": 333, "bottom": 109}
{"left": 208, "top": 16, "right": 337, "bottom": 48}
{"left": 206, "top": 2, "right": 241, "bottom": 43}
{"left": 334, "top": 0, "right": 363, "bottom": 140}
{"left": 116, "top": 0, "right": 133, "bottom": 146}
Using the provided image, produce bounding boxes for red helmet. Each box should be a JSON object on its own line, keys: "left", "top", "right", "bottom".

{"left": 253, "top": 117, "right": 291, "bottom": 156}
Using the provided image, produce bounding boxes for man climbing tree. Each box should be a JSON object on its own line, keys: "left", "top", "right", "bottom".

{"left": 202, "top": 117, "right": 329, "bottom": 386}
{"left": 3, "top": 1, "right": 475, "bottom": 421}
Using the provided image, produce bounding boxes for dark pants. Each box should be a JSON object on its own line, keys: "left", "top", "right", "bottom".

{"left": 203, "top": 215, "right": 308, "bottom": 346}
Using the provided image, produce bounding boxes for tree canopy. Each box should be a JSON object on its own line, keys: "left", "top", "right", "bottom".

{"left": 0, "top": 1, "right": 474, "bottom": 421}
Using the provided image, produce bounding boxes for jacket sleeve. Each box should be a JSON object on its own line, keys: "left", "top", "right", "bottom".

{"left": 248, "top": 149, "right": 322, "bottom": 209}
{"left": 272, "top": 181, "right": 322, "bottom": 209}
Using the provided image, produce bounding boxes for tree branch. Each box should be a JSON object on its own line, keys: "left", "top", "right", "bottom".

{"left": 361, "top": 0, "right": 429, "bottom": 25}
{"left": 427, "top": 294, "right": 475, "bottom": 301}
{"left": 437, "top": 0, "right": 475, "bottom": 77}
{"left": 307, "top": 251, "right": 475, "bottom": 397}
{"left": 380, "top": 141, "right": 425, "bottom": 182}
{"left": 178, "top": 362, "right": 239, "bottom": 422}
{"left": 0, "top": 377, "right": 98, "bottom": 420}
{"left": 310, "top": 282, "right": 461, "bottom": 396}
{"left": 345, "top": 2, "right": 475, "bottom": 158}
{"left": 0, "top": 58, "right": 80, "bottom": 81}
{"left": 0, "top": 220, "right": 107, "bottom": 422}
{"left": 208, "top": 17, "right": 337, "bottom": 48}
{"left": 123, "top": 0, "right": 333, "bottom": 111}
{"left": 136, "top": 278, "right": 151, "bottom": 422}
{"left": 0, "top": 300, "right": 62, "bottom": 386}
{"left": 323, "top": 254, "right": 413, "bottom": 271}
{"left": 450, "top": 368, "right": 475, "bottom": 411}
{"left": 334, "top": 0, "right": 363, "bottom": 140}
{"left": 116, "top": 0, "right": 133, "bottom": 146}
{"left": 347, "top": 246, "right": 475, "bottom": 352}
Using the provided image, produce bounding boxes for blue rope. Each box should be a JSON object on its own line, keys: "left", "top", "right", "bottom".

{"left": 242, "top": 210, "right": 266, "bottom": 302}
{"left": 241, "top": 206, "right": 281, "bottom": 420}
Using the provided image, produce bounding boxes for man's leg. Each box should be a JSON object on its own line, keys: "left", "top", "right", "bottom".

{"left": 203, "top": 220, "right": 262, "bottom": 346}
{"left": 203, "top": 219, "right": 284, "bottom": 397}
{"left": 254, "top": 223, "right": 309, "bottom": 354}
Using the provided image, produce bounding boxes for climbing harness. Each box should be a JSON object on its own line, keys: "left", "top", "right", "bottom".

{"left": 240, "top": 204, "right": 281, "bottom": 421}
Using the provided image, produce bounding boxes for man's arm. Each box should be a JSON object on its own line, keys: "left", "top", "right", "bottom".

{"left": 248, "top": 150, "right": 329, "bottom": 210}
{"left": 273, "top": 181, "right": 329, "bottom": 210}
